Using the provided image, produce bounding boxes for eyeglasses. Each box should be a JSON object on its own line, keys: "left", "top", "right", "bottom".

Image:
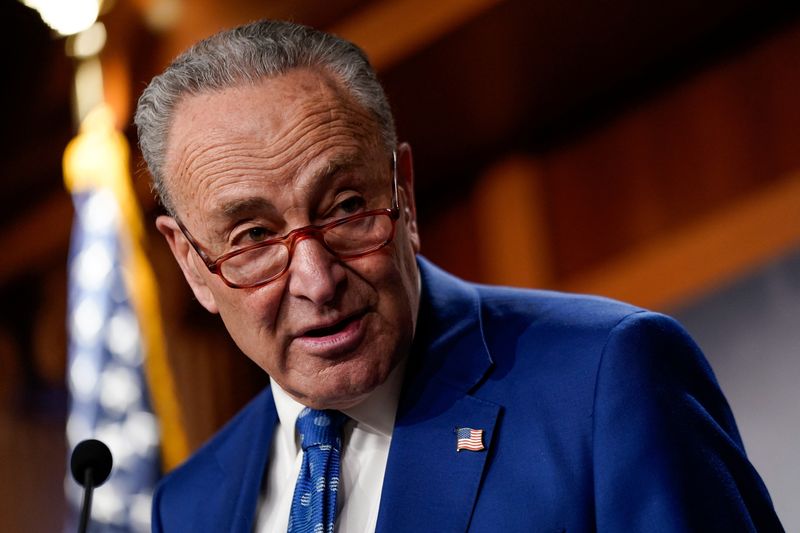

{"left": 175, "top": 152, "right": 400, "bottom": 289}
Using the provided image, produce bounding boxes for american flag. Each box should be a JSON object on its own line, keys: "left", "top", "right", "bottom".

{"left": 456, "top": 427, "right": 485, "bottom": 452}
{"left": 65, "top": 189, "right": 160, "bottom": 532}
{"left": 62, "top": 102, "right": 185, "bottom": 532}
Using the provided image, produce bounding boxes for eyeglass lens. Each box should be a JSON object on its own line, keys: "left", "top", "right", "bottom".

{"left": 219, "top": 211, "right": 395, "bottom": 286}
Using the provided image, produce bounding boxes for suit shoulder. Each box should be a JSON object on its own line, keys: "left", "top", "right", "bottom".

{"left": 472, "top": 284, "right": 700, "bottom": 388}
{"left": 475, "top": 283, "right": 645, "bottom": 333}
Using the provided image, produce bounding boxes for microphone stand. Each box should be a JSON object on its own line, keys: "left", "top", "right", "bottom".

{"left": 78, "top": 467, "right": 95, "bottom": 533}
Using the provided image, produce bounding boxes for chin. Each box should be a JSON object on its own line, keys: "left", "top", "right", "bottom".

{"left": 291, "top": 384, "right": 371, "bottom": 410}
{"left": 304, "top": 392, "right": 370, "bottom": 411}
{"left": 291, "top": 357, "right": 391, "bottom": 410}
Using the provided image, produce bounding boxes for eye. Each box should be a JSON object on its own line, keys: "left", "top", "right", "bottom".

{"left": 232, "top": 225, "right": 274, "bottom": 246}
{"left": 247, "top": 227, "right": 269, "bottom": 241}
{"left": 332, "top": 195, "right": 366, "bottom": 217}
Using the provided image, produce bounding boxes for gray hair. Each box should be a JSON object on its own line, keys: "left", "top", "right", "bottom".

{"left": 134, "top": 19, "right": 397, "bottom": 214}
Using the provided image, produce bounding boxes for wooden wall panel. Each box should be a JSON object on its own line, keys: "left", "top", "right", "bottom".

{"left": 430, "top": 20, "right": 800, "bottom": 302}
{"left": 472, "top": 157, "right": 552, "bottom": 288}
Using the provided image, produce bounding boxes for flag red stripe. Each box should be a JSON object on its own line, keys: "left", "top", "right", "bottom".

{"left": 457, "top": 429, "right": 484, "bottom": 450}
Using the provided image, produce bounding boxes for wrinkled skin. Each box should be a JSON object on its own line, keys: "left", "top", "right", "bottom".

{"left": 156, "top": 68, "right": 421, "bottom": 410}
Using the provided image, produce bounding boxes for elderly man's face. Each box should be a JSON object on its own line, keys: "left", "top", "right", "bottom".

{"left": 156, "top": 69, "right": 420, "bottom": 409}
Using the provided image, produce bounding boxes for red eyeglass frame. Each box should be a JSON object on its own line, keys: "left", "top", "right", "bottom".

{"left": 175, "top": 151, "right": 401, "bottom": 289}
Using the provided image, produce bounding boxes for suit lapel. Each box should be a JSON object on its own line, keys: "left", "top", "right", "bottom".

{"left": 376, "top": 258, "right": 500, "bottom": 532}
{"left": 190, "top": 387, "right": 279, "bottom": 533}
{"left": 377, "top": 384, "right": 500, "bottom": 532}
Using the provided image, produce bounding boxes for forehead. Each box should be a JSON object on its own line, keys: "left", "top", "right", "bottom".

{"left": 163, "top": 68, "right": 383, "bottom": 217}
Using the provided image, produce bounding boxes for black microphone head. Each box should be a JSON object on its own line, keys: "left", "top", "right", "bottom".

{"left": 70, "top": 439, "right": 113, "bottom": 488}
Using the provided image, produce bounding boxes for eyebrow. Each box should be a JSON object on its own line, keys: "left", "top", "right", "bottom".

{"left": 204, "top": 197, "right": 278, "bottom": 242}
{"left": 298, "top": 152, "right": 362, "bottom": 190}
{"left": 208, "top": 152, "right": 366, "bottom": 236}
{"left": 219, "top": 197, "right": 276, "bottom": 220}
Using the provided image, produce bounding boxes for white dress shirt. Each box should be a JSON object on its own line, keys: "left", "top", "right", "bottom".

{"left": 254, "top": 361, "right": 405, "bottom": 533}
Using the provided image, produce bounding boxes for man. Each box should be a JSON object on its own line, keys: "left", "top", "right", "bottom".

{"left": 135, "top": 20, "right": 783, "bottom": 532}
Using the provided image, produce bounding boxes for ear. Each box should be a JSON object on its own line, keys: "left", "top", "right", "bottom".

{"left": 155, "top": 215, "right": 220, "bottom": 314}
{"left": 396, "top": 142, "right": 420, "bottom": 253}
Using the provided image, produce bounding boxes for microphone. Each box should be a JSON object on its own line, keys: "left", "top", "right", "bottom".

{"left": 70, "top": 439, "right": 113, "bottom": 533}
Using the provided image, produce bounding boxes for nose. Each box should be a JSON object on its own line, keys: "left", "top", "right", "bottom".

{"left": 287, "top": 236, "right": 346, "bottom": 305}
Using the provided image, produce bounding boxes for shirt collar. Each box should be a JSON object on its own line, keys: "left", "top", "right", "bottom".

{"left": 270, "top": 358, "right": 406, "bottom": 455}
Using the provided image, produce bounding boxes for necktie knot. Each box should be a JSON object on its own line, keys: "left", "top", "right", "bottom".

{"left": 296, "top": 408, "right": 347, "bottom": 451}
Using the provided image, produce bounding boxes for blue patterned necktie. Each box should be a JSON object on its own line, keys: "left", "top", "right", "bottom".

{"left": 288, "top": 408, "right": 347, "bottom": 533}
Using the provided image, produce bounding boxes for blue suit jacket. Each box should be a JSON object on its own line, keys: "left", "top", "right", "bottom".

{"left": 153, "top": 257, "right": 783, "bottom": 532}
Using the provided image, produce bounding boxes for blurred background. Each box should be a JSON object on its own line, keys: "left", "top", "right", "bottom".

{"left": 2, "top": 0, "right": 799, "bottom": 531}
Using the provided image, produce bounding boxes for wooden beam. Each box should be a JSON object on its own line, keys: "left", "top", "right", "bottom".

{"left": 331, "top": 0, "right": 504, "bottom": 71}
{"left": 472, "top": 156, "right": 553, "bottom": 287}
{"left": 135, "top": 0, "right": 505, "bottom": 73}
{"left": 561, "top": 172, "right": 800, "bottom": 310}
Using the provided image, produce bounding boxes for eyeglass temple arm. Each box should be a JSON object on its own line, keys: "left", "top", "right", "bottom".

{"left": 175, "top": 217, "right": 217, "bottom": 268}
{"left": 391, "top": 150, "right": 400, "bottom": 212}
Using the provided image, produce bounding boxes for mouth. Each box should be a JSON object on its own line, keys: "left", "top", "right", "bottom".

{"left": 302, "top": 311, "right": 366, "bottom": 338}
{"left": 293, "top": 310, "right": 369, "bottom": 356}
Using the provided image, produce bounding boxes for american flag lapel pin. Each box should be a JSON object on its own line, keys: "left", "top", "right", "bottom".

{"left": 455, "top": 427, "right": 485, "bottom": 452}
